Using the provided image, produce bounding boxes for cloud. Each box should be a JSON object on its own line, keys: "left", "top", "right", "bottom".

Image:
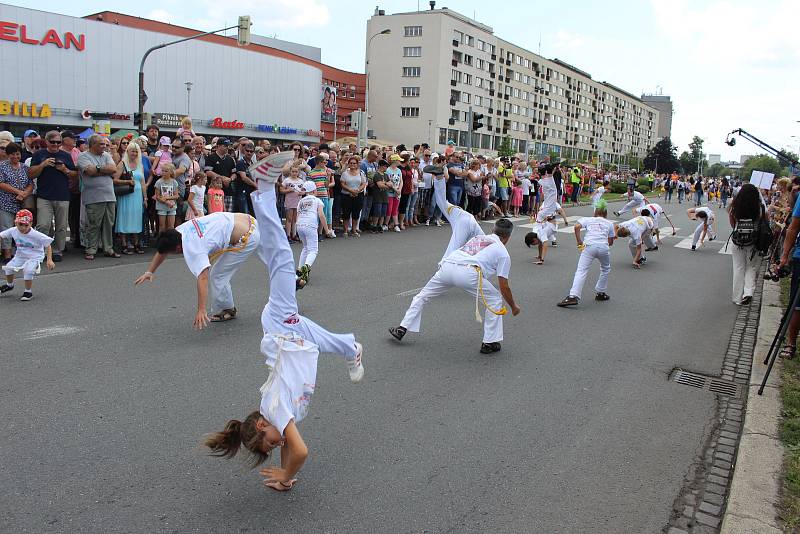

{"left": 147, "top": 9, "right": 175, "bottom": 24}
{"left": 553, "top": 30, "right": 586, "bottom": 51}
{"left": 193, "top": 0, "right": 331, "bottom": 32}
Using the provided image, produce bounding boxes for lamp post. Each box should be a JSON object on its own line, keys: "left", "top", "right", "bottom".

{"left": 138, "top": 16, "right": 251, "bottom": 132}
{"left": 364, "top": 28, "right": 391, "bottom": 148}
{"left": 184, "top": 81, "right": 193, "bottom": 116}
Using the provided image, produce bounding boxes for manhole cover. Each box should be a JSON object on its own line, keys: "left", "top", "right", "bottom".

{"left": 670, "top": 370, "right": 743, "bottom": 399}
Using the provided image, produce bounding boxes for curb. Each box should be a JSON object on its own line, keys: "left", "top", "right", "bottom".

{"left": 720, "top": 280, "right": 784, "bottom": 533}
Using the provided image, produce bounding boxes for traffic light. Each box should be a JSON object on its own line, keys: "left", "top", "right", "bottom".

{"left": 238, "top": 16, "right": 252, "bottom": 46}
{"left": 472, "top": 112, "right": 484, "bottom": 131}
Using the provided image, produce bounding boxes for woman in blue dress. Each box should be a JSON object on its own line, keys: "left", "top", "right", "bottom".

{"left": 113, "top": 142, "right": 147, "bottom": 253}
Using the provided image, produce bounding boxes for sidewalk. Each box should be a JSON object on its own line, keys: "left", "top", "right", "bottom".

{"left": 720, "top": 280, "right": 784, "bottom": 533}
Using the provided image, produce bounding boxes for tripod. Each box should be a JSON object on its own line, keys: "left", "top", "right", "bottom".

{"left": 759, "top": 278, "right": 800, "bottom": 395}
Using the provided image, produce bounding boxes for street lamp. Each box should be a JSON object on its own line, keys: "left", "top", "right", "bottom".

{"left": 363, "top": 28, "right": 391, "bottom": 147}
{"left": 184, "top": 81, "right": 193, "bottom": 116}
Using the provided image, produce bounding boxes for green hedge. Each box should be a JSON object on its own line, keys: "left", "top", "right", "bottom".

{"left": 636, "top": 185, "right": 651, "bottom": 194}
{"left": 609, "top": 182, "right": 628, "bottom": 194}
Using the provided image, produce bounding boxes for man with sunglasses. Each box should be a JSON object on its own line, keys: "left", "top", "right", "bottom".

{"left": 28, "top": 130, "right": 78, "bottom": 261}
{"left": 234, "top": 140, "right": 258, "bottom": 214}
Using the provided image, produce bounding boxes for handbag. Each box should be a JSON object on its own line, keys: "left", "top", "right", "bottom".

{"left": 114, "top": 163, "right": 134, "bottom": 197}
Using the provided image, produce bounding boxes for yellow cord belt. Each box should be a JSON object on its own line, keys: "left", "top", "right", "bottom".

{"left": 472, "top": 265, "right": 508, "bottom": 322}
{"left": 209, "top": 216, "right": 256, "bottom": 264}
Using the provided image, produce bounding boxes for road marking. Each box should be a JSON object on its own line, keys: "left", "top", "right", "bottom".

{"left": 674, "top": 237, "right": 695, "bottom": 250}
{"left": 397, "top": 287, "right": 424, "bottom": 297}
{"left": 23, "top": 325, "right": 83, "bottom": 340}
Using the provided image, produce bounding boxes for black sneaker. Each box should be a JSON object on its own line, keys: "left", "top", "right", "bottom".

{"left": 645, "top": 246, "right": 659, "bottom": 252}
{"left": 637, "top": 257, "right": 647, "bottom": 265}
{"left": 613, "top": 211, "right": 621, "bottom": 217}
{"left": 388, "top": 326, "right": 407, "bottom": 341}
{"left": 20, "top": 291, "right": 33, "bottom": 301}
{"left": 741, "top": 295, "right": 752, "bottom": 306}
{"left": 0, "top": 283, "right": 13, "bottom": 293}
{"left": 595, "top": 292, "right": 610, "bottom": 301}
{"left": 691, "top": 245, "right": 696, "bottom": 251}
{"left": 480, "top": 342, "right": 501, "bottom": 354}
{"left": 52, "top": 253, "right": 62, "bottom": 262}
{"left": 557, "top": 296, "right": 579, "bottom": 307}
{"left": 551, "top": 241, "right": 558, "bottom": 248}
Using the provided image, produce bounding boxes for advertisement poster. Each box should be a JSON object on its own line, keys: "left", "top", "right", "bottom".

{"left": 321, "top": 85, "right": 337, "bottom": 123}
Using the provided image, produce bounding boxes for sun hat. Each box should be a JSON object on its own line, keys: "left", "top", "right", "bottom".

{"left": 303, "top": 181, "right": 316, "bottom": 193}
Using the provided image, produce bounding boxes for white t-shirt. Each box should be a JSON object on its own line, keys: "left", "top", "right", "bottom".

{"left": 521, "top": 178, "right": 532, "bottom": 195}
{"left": 0, "top": 227, "right": 53, "bottom": 261}
{"left": 696, "top": 206, "right": 715, "bottom": 223}
{"left": 628, "top": 191, "right": 645, "bottom": 205}
{"left": 539, "top": 175, "right": 558, "bottom": 210}
{"left": 444, "top": 233, "right": 511, "bottom": 279}
{"left": 176, "top": 212, "right": 235, "bottom": 278}
{"left": 636, "top": 202, "right": 662, "bottom": 225}
{"left": 534, "top": 221, "right": 557, "bottom": 243}
{"left": 297, "top": 195, "right": 323, "bottom": 228}
{"left": 578, "top": 217, "right": 615, "bottom": 247}
{"left": 259, "top": 336, "right": 319, "bottom": 436}
{"left": 591, "top": 186, "right": 605, "bottom": 204}
{"left": 618, "top": 215, "right": 653, "bottom": 245}
{"left": 189, "top": 185, "right": 206, "bottom": 215}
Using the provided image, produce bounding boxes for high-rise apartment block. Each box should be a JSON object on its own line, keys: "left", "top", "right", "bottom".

{"left": 640, "top": 94, "right": 673, "bottom": 140}
{"left": 366, "top": 6, "right": 660, "bottom": 164}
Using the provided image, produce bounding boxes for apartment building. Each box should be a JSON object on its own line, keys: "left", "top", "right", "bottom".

{"left": 366, "top": 6, "right": 660, "bottom": 164}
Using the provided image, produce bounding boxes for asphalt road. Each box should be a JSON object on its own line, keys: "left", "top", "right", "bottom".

{"left": 1, "top": 196, "right": 739, "bottom": 533}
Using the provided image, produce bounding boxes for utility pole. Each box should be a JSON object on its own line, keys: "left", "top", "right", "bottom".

{"left": 138, "top": 16, "right": 251, "bottom": 133}
{"left": 184, "top": 81, "right": 193, "bottom": 116}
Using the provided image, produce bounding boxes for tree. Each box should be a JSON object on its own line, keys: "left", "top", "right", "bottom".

{"left": 704, "top": 163, "right": 733, "bottom": 178}
{"left": 741, "top": 154, "right": 786, "bottom": 181}
{"left": 497, "top": 135, "right": 514, "bottom": 157}
{"left": 643, "top": 137, "right": 680, "bottom": 173}
{"left": 679, "top": 151, "right": 695, "bottom": 174}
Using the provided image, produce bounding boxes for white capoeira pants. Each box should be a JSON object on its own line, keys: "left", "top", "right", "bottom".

{"left": 297, "top": 225, "right": 319, "bottom": 268}
{"left": 568, "top": 244, "right": 611, "bottom": 298}
{"left": 691, "top": 221, "right": 716, "bottom": 247}
{"left": 3, "top": 256, "right": 41, "bottom": 281}
{"left": 619, "top": 198, "right": 645, "bottom": 215}
{"left": 208, "top": 219, "right": 259, "bottom": 314}
{"left": 251, "top": 188, "right": 357, "bottom": 360}
{"left": 400, "top": 262, "right": 504, "bottom": 343}
{"left": 433, "top": 177, "right": 482, "bottom": 258}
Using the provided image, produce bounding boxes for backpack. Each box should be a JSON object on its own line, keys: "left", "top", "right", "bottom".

{"left": 754, "top": 217, "right": 772, "bottom": 256}
{"left": 731, "top": 218, "right": 756, "bottom": 248}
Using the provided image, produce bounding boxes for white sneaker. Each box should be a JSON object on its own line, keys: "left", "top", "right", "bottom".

{"left": 425, "top": 220, "right": 430, "bottom": 226}
{"left": 435, "top": 220, "right": 442, "bottom": 227}
{"left": 382, "top": 225, "right": 388, "bottom": 231}
{"left": 394, "top": 226, "right": 401, "bottom": 232}
{"left": 348, "top": 342, "right": 364, "bottom": 383}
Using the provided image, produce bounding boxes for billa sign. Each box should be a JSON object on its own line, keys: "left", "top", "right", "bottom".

{"left": 0, "top": 21, "right": 85, "bottom": 51}
{"left": 0, "top": 100, "right": 52, "bottom": 118}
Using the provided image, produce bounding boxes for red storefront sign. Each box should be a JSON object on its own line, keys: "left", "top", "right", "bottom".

{"left": 0, "top": 21, "right": 85, "bottom": 51}
{"left": 210, "top": 117, "right": 244, "bottom": 129}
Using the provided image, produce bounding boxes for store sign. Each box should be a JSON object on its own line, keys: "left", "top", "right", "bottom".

{"left": 0, "top": 21, "right": 85, "bottom": 51}
{"left": 0, "top": 100, "right": 52, "bottom": 118}
{"left": 82, "top": 110, "right": 131, "bottom": 121}
{"left": 257, "top": 124, "right": 322, "bottom": 137}
{"left": 151, "top": 113, "right": 183, "bottom": 128}
{"left": 209, "top": 117, "right": 244, "bottom": 129}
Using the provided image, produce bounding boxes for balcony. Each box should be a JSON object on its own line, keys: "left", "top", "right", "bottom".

{"left": 491, "top": 54, "right": 497, "bottom": 60}
{"left": 488, "top": 108, "right": 494, "bottom": 113}
{"left": 450, "top": 80, "right": 457, "bottom": 87}
{"left": 495, "top": 127, "right": 501, "bottom": 133}
{"left": 449, "top": 99, "right": 457, "bottom": 106}
{"left": 489, "top": 72, "right": 496, "bottom": 79}
{"left": 505, "top": 76, "right": 510, "bottom": 82}
{"left": 503, "top": 111, "right": 509, "bottom": 117}
{"left": 489, "top": 90, "right": 495, "bottom": 96}
{"left": 452, "top": 39, "right": 459, "bottom": 46}
{"left": 448, "top": 118, "right": 456, "bottom": 125}
{"left": 451, "top": 59, "right": 458, "bottom": 67}
{"left": 504, "top": 94, "right": 510, "bottom": 100}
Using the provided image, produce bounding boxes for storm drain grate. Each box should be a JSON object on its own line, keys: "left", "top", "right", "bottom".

{"left": 670, "top": 370, "right": 743, "bottom": 399}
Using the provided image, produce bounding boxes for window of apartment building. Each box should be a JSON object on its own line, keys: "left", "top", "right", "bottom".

{"left": 524, "top": 59, "right": 530, "bottom": 68}
{"left": 404, "top": 25, "right": 422, "bottom": 37}
{"left": 506, "top": 52, "right": 513, "bottom": 62}
{"left": 448, "top": 129, "right": 459, "bottom": 143}
{"left": 459, "top": 130, "right": 468, "bottom": 146}
{"left": 452, "top": 50, "right": 462, "bottom": 63}
{"left": 402, "top": 86, "right": 420, "bottom": 97}
{"left": 558, "top": 87, "right": 564, "bottom": 96}
{"left": 521, "top": 106, "right": 527, "bottom": 116}
{"left": 439, "top": 128, "right": 448, "bottom": 145}
{"left": 485, "top": 98, "right": 493, "bottom": 109}
{"left": 402, "top": 66, "right": 421, "bottom": 77}
{"left": 461, "top": 92, "right": 471, "bottom": 103}
{"left": 481, "top": 134, "right": 491, "bottom": 149}
{"left": 504, "top": 102, "right": 511, "bottom": 113}
{"left": 463, "top": 73, "right": 472, "bottom": 84}
{"left": 474, "top": 95, "right": 482, "bottom": 107}
{"left": 514, "top": 72, "right": 521, "bottom": 81}
{"left": 476, "top": 58, "right": 484, "bottom": 70}
{"left": 511, "top": 122, "right": 519, "bottom": 131}
{"left": 461, "top": 111, "right": 469, "bottom": 122}
{"left": 516, "top": 56, "right": 523, "bottom": 65}
{"left": 477, "top": 39, "right": 485, "bottom": 50}
{"left": 462, "top": 33, "right": 474, "bottom": 46}
{"left": 401, "top": 107, "right": 420, "bottom": 117}
{"left": 403, "top": 46, "right": 422, "bottom": 57}
{"left": 453, "top": 30, "right": 463, "bottom": 42}
{"left": 521, "top": 91, "right": 528, "bottom": 100}
{"left": 513, "top": 88, "right": 520, "bottom": 98}
{"left": 522, "top": 74, "right": 529, "bottom": 84}
{"left": 487, "top": 43, "right": 495, "bottom": 55}
{"left": 451, "top": 109, "right": 459, "bottom": 121}
{"left": 475, "top": 77, "right": 483, "bottom": 88}
{"left": 451, "top": 69, "right": 462, "bottom": 82}
{"left": 463, "top": 54, "right": 473, "bottom": 66}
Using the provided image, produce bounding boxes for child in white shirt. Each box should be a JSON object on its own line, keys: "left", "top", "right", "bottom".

{"left": 1, "top": 209, "right": 55, "bottom": 301}
{"left": 185, "top": 172, "right": 207, "bottom": 220}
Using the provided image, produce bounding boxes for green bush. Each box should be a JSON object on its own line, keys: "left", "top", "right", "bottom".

{"left": 636, "top": 176, "right": 650, "bottom": 187}
{"left": 636, "top": 185, "right": 651, "bottom": 194}
{"left": 609, "top": 182, "right": 628, "bottom": 194}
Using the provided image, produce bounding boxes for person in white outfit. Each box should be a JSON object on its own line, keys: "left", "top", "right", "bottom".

{"left": 634, "top": 202, "right": 676, "bottom": 248}
{"left": 616, "top": 214, "right": 655, "bottom": 268}
{"left": 135, "top": 211, "right": 259, "bottom": 328}
{"left": 591, "top": 179, "right": 609, "bottom": 207}
{"left": 727, "top": 183, "right": 762, "bottom": 305}
{"left": 388, "top": 184, "right": 520, "bottom": 354}
{"left": 524, "top": 216, "right": 557, "bottom": 265}
{"left": 557, "top": 200, "right": 616, "bottom": 307}
{"left": 295, "top": 180, "right": 334, "bottom": 288}
{"left": 202, "top": 182, "right": 364, "bottom": 493}
{"left": 613, "top": 189, "right": 648, "bottom": 217}
{"left": 0, "top": 209, "right": 55, "bottom": 301}
{"left": 687, "top": 206, "right": 717, "bottom": 250}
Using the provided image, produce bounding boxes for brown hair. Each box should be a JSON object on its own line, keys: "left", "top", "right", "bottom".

{"left": 203, "top": 410, "right": 269, "bottom": 467}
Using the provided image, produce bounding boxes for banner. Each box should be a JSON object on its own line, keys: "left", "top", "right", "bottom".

{"left": 321, "top": 85, "right": 337, "bottom": 123}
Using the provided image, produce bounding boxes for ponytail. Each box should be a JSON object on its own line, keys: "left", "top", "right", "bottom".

{"left": 202, "top": 410, "right": 269, "bottom": 467}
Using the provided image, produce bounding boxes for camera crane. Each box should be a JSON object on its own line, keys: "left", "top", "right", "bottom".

{"left": 725, "top": 128, "right": 799, "bottom": 174}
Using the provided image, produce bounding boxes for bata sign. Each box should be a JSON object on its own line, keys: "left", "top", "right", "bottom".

{"left": 0, "top": 21, "right": 85, "bottom": 51}
{"left": 209, "top": 117, "right": 244, "bottom": 129}
{"left": 0, "top": 100, "right": 52, "bottom": 118}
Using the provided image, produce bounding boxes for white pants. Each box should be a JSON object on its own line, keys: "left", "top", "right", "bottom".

{"left": 627, "top": 239, "right": 641, "bottom": 259}
{"left": 297, "top": 225, "right": 319, "bottom": 268}
{"left": 691, "top": 221, "right": 716, "bottom": 247}
{"left": 434, "top": 177, "right": 482, "bottom": 258}
{"left": 731, "top": 245, "right": 758, "bottom": 303}
{"left": 208, "top": 222, "right": 260, "bottom": 314}
{"left": 568, "top": 245, "right": 611, "bottom": 298}
{"left": 252, "top": 189, "right": 357, "bottom": 359}
{"left": 3, "top": 256, "right": 41, "bottom": 281}
{"left": 400, "top": 262, "right": 504, "bottom": 343}
{"left": 619, "top": 199, "right": 645, "bottom": 215}
{"left": 643, "top": 229, "right": 657, "bottom": 250}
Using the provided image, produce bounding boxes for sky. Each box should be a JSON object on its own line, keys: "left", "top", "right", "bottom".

{"left": 4, "top": 0, "right": 799, "bottom": 162}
